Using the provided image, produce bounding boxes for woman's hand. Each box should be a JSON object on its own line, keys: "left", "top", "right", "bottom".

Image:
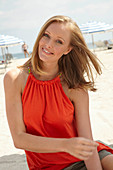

{"left": 64, "top": 137, "right": 98, "bottom": 160}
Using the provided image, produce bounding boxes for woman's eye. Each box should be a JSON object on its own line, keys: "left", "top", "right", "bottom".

{"left": 43, "top": 33, "right": 49, "bottom": 38}
{"left": 56, "top": 40, "right": 63, "bottom": 44}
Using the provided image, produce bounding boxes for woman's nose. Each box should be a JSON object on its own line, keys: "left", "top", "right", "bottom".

{"left": 46, "top": 40, "right": 53, "bottom": 49}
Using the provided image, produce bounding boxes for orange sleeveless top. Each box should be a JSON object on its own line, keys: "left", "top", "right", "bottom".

{"left": 22, "top": 72, "right": 113, "bottom": 170}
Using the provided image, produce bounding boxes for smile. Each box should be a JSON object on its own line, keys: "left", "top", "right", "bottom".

{"left": 42, "top": 48, "right": 53, "bottom": 55}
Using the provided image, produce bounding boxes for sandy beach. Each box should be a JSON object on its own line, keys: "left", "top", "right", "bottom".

{"left": 0, "top": 50, "right": 113, "bottom": 169}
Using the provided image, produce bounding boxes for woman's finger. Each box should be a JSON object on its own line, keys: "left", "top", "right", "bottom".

{"left": 80, "top": 138, "right": 99, "bottom": 147}
{"left": 80, "top": 144, "right": 98, "bottom": 152}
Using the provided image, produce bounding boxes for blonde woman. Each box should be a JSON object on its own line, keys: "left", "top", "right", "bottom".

{"left": 4, "top": 15, "right": 113, "bottom": 170}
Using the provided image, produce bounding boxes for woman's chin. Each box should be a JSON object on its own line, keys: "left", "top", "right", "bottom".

{"left": 39, "top": 53, "right": 53, "bottom": 62}
{"left": 39, "top": 56, "right": 50, "bottom": 63}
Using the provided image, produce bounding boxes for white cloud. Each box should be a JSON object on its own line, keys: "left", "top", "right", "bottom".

{"left": 68, "top": 0, "right": 113, "bottom": 25}
{"left": 75, "top": 1, "right": 113, "bottom": 18}
{"left": 0, "top": 0, "right": 113, "bottom": 54}
{"left": 0, "top": 11, "right": 4, "bottom": 16}
{"left": 1, "top": 0, "right": 76, "bottom": 30}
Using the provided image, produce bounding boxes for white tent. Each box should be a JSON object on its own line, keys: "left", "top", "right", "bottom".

{"left": 0, "top": 34, "right": 24, "bottom": 64}
{"left": 79, "top": 21, "right": 113, "bottom": 50}
{"left": 0, "top": 35, "right": 23, "bottom": 47}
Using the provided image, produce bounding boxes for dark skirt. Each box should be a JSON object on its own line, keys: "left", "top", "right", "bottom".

{"left": 63, "top": 141, "right": 113, "bottom": 170}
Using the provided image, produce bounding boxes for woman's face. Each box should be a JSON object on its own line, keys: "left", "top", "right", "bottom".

{"left": 38, "top": 22, "right": 72, "bottom": 64}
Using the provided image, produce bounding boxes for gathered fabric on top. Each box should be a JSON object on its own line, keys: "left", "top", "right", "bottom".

{"left": 22, "top": 72, "right": 113, "bottom": 170}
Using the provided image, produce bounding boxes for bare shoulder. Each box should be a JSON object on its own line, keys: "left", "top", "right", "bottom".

{"left": 70, "top": 88, "right": 89, "bottom": 103}
{"left": 69, "top": 88, "right": 90, "bottom": 118}
{"left": 4, "top": 68, "right": 28, "bottom": 93}
{"left": 4, "top": 68, "right": 20, "bottom": 82}
{"left": 4, "top": 68, "right": 21, "bottom": 84}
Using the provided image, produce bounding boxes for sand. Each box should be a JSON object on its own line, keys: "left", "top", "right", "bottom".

{"left": 0, "top": 50, "right": 113, "bottom": 169}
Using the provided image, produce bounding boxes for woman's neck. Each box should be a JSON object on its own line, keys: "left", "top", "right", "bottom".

{"left": 35, "top": 62, "right": 60, "bottom": 81}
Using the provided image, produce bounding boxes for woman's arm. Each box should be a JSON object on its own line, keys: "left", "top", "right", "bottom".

{"left": 4, "top": 69, "right": 65, "bottom": 153}
{"left": 71, "top": 88, "right": 102, "bottom": 170}
{"left": 4, "top": 69, "right": 98, "bottom": 160}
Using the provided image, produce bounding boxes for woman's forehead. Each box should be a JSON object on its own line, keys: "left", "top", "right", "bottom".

{"left": 45, "top": 22, "right": 71, "bottom": 40}
{"left": 46, "top": 22, "right": 69, "bottom": 31}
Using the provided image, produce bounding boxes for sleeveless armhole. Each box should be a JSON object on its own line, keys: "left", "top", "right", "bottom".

{"left": 22, "top": 67, "right": 31, "bottom": 101}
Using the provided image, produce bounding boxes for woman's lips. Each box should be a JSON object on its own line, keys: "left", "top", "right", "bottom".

{"left": 42, "top": 48, "right": 53, "bottom": 55}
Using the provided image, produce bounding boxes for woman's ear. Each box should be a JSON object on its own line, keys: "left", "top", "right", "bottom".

{"left": 64, "top": 46, "right": 73, "bottom": 55}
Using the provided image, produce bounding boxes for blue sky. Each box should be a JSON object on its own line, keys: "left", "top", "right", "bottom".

{"left": 0, "top": 0, "right": 113, "bottom": 54}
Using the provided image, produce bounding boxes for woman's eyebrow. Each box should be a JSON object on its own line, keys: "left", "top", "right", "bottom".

{"left": 45, "top": 30, "right": 65, "bottom": 42}
{"left": 45, "top": 30, "right": 50, "bottom": 34}
{"left": 57, "top": 36, "right": 65, "bottom": 42}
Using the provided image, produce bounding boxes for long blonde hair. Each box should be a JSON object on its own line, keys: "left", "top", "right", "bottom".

{"left": 19, "top": 15, "right": 102, "bottom": 91}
